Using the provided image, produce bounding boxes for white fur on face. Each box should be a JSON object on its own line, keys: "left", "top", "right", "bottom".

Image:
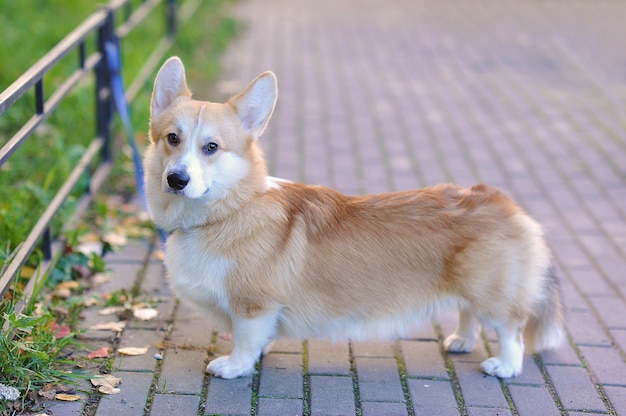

{"left": 162, "top": 107, "right": 250, "bottom": 200}
{"left": 207, "top": 151, "right": 250, "bottom": 201}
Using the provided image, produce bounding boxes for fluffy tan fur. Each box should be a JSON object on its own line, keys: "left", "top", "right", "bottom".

{"left": 144, "top": 57, "right": 564, "bottom": 379}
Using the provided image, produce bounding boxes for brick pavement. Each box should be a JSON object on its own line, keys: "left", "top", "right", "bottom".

{"left": 49, "top": 0, "right": 626, "bottom": 415}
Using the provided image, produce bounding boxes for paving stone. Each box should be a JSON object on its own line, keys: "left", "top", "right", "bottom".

{"left": 352, "top": 340, "right": 396, "bottom": 357}
{"left": 361, "top": 401, "right": 408, "bottom": 416}
{"left": 466, "top": 407, "right": 512, "bottom": 416}
{"left": 309, "top": 376, "right": 355, "bottom": 416}
{"left": 205, "top": 375, "right": 253, "bottom": 415}
{"left": 567, "top": 266, "right": 614, "bottom": 297}
{"left": 400, "top": 340, "right": 449, "bottom": 380}
{"left": 508, "top": 385, "right": 560, "bottom": 416}
{"left": 355, "top": 357, "right": 404, "bottom": 402}
{"left": 95, "top": 371, "right": 154, "bottom": 416}
{"left": 128, "top": 262, "right": 176, "bottom": 330}
{"left": 78, "top": 307, "right": 120, "bottom": 342}
{"left": 257, "top": 398, "right": 303, "bottom": 416}
{"left": 539, "top": 340, "right": 583, "bottom": 366}
{"left": 150, "top": 394, "right": 201, "bottom": 415}
{"left": 271, "top": 338, "right": 303, "bottom": 353}
{"left": 454, "top": 363, "right": 509, "bottom": 408}
{"left": 603, "top": 386, "right": 626, "bottom": 414}
{"left": 170, "top": 304, "right": 215, "bottom": 348}
{"left": 610, "top": 329, "right": 626, "bottom": 361}
{"left": 401, "top": 324, "right": 440, "bottom": 342}
{"left": 104, "top": 262, "right": 145, "bottom": 293}
{"left": 408, "top": 379, "right": 461, "bottom": 416}
{"left": 259, "top": 353, "right": 303, "bottom": 398}
{"left": 141, "top": 260, "right": 170, "bottom": 295}
{"left": 565, "top": 310, "right": 612, "bottom": 347}
{"left": 546, "top": 365, "right": 607, "bottom": 412}
{"left": 158, "top": 349, "right": 206, "bottom": 394}
{"left": 43, "top": 400, "right": 85, "bottom": 416}
{"left": 307, "top": 339, "right": 351, "bottom": 375}
{"left": 578, "top": 345, "right": 626, "bottom": 386}
{"left": 587, "top": 295, "right": 626, "bottom": 329}
{"left": 116, "top": 328, "right": 163, "bottom": 371}
{"left": 42, "top": 381, "right": 90, "bottom": 416}
{"left": 106, "top": 241, "right": 151, "bottom": 263}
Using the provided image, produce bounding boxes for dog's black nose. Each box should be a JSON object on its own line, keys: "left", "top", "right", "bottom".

{"left": 167, "top": 171, "right": 190, "bottom": 191}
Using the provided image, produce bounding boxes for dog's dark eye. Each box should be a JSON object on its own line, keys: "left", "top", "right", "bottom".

{"left": 167, "top": 133, "right": 179, "bottom": 146}
{"left": 203, "top": 142, "right": 219, "bottom": 155}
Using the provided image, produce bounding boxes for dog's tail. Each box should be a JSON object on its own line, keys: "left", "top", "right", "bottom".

{"left": 525, "top": 265, "right": 566, "bottom": 352}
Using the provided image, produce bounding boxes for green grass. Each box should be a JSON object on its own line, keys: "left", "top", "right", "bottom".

{"left": 1, "top": 1, "right": 103, "bottom": 279}
{"left": 0, "top": 270, "right": 87, "bottom": 413}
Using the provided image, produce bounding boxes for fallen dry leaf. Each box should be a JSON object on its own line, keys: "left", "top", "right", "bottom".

{"left": 97, "top": 385, "right": 120, "bottom": 395}
{"left": 118, "top": 346, "right": 149, "bottom": 356}
{"left": 55, "top": 393, "right": 81, "bottom": 401}
{"left": 103, "top": 232, "right": 127, "bottom": 247}
{"left": 56, "top": 281, "right": 80, "bottom": 291}
{"left": 102, "top": 292, "right": 128, "bottom": 303}
{"left": 33, "top": 302, "right": 45, "bottom": 316}
{"left": 83, "top": 297, "right": 99, "bottom": 307}
{"left": 98, "top": 306, "right": 125, "bottom": 316}
{"left": 90, "top": 374, "right": 122, "bottom": 388}
{"left": 51, "top": 323, "right": 71, "bottom": 339}
{"left": 77, "top": 240, "right": 102, "bottom": 256}
{"left": 87, "top": 347, "right": 110, "bottom": 359}
{"left": 154, "top": 341, "right": 168, "bottom": 350}
{"left": 56, "top": 288, "right": 71, "bottom": 299}
{"left": 133, "top": 308, "right": 158, "bottom": 321}
{"left": 92, "top": 272, "right": 112, "bottom": 286}
{"left": 79, "top": 231, "right": 101, "bottom": 243}
{"left": 20, "top": 266, "right": 36, "bottom": 279}
{"left": 91, "top": 375, "right": 122, "bottom": 395}
{"left": 90, "top": 321, "right": 126, "bottom": 332}
{"left": 117, "top": 223, "right": 146, "bottom": 239}
{"left": 131, "top": 302, "right": 150, "bottom": 310}
{"left": 37, "top": 384, "right": 57, "bottom": 400}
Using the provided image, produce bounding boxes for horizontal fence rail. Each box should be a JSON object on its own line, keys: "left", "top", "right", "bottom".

{"left": 0, "top": 0, "right": 187, "bottom": 301}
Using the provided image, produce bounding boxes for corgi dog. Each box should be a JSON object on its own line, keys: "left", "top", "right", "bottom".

{"left": 144, "top": 57, "right": 564, "bottom": 380}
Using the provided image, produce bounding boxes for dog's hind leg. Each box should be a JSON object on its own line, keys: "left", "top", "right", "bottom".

{"left": 207, "top": 311, "right": 279, "bottom": 379}
{"left": 443, "top": 306, "right": 480, "bottom": 353}
{"left": 480, "top": 320, "right": 525, "bottom": 378}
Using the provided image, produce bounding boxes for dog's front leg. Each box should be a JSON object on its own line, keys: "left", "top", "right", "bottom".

{"left": 207, "top": 310, "right": 279, "bottom": 379}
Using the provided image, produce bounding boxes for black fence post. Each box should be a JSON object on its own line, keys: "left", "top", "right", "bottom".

{"left": 96, "top": 8, "right": 115, "bottom": 163}
{"left": 167, "top": 0, "right": 177, "bottom": 38}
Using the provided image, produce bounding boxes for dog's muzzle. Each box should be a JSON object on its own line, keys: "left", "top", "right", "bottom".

{"left": 167, "top": 171, "right": 190, "bottom": 191}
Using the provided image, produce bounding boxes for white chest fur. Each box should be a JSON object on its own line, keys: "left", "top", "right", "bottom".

{"left": 165, "top": 230, "right": 233, "bottom": 314}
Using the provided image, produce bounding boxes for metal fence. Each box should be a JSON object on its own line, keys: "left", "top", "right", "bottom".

{"left": 0, "top": 0, "right": 194, "bottom": 302}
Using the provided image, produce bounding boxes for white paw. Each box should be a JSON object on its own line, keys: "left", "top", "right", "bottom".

{"left": 443, "top": 334, "right": 476, "bottom": 353}
{"left": 206, "top": 355, "right": 255, "bottom": 379}
{"left": 480, "top": 357, "right": 521, "bottom": 378}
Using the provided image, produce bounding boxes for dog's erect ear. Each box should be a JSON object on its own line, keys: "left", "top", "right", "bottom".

{"left": 151, "top": 57, "right": 192, "bottom": 119}
{"left": 228, "top": 71, "right": 277, "bottom": 140}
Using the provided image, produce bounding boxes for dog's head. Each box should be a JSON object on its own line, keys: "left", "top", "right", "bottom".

{"left": 147, "top": 57, "right": 277, "bottom": 200}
